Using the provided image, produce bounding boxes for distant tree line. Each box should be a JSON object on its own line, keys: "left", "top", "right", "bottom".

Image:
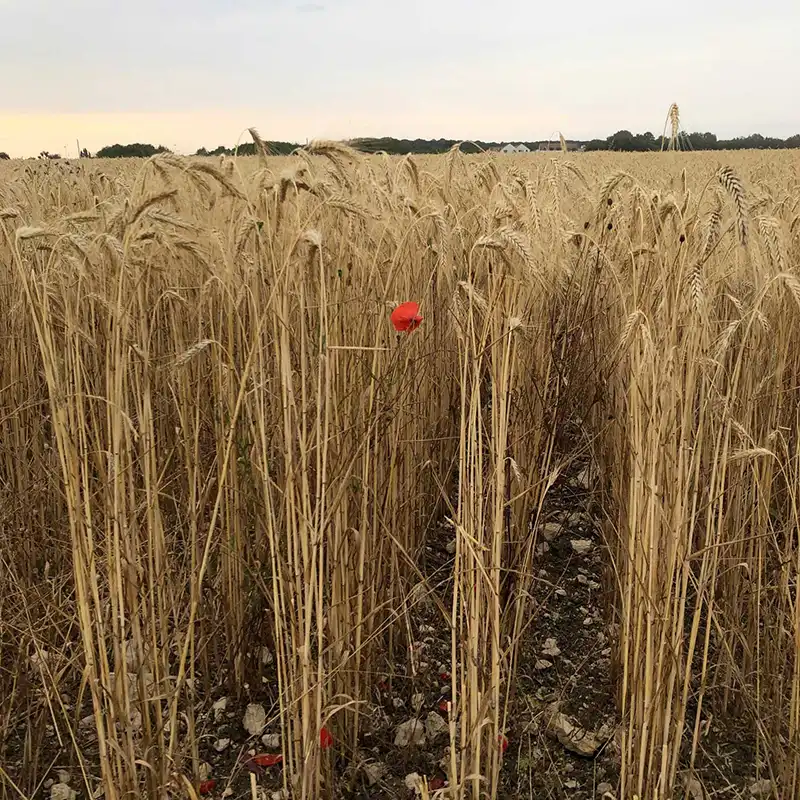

{"left": 349, "top": 138, "right": 494, "bottom": 154}
{"left": 351, "top": 133, "right": 800, "bottom": 154}
{"left": 194, "top": 141, "right": 298, "bottom": 156}
{"left": 3, "top": 130, "right": 799, "bottom": 161}
{"left": 582, "top": 130, "right": 800, "bottom": 152}
{"left": 95, "top": 143, "right": 171, "bottom": 158}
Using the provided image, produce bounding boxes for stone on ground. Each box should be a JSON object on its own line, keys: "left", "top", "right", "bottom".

{"left": 242, "top": 702, "right": 266, "bottom": 736}
{"left": 425, "top": 711, "right": 448, "bottom": 740}
{"left": 545, "top": 703, "right": 609, "bottom": 757}
{"left": 395, "top": 718, "right": 426, "bottom": 747}
{"left": 571, "top": 539, "right": 593, "bottom": 555}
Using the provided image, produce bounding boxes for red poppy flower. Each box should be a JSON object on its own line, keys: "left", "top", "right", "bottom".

{"left": 249, "top": 753, "right": 283, "bottom": 768}
{"left": 498, "top": 733, "right": 509, "bottom": 753}
{"left": 198, "top": 779, "right": 216, "bottom": 795}
{"left": 391, "top": 301, "right": 423, "bottom": 333}
{"left": 429, "top": 777, "right": 447, "bottom": 790}
{"left": 320, "top": 727, "right": 334, "bottom": 749}
{"left": 438, "top": 700, "right": 449, "bottom": 713}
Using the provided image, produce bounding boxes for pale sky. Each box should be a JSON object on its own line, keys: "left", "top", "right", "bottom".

{"left": 1, "top": 0, "right": 798, "bottom": 157}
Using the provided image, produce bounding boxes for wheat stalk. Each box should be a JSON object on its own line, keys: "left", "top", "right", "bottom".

{"left": 717, "top": 165, "right": 748, "bottom": 246}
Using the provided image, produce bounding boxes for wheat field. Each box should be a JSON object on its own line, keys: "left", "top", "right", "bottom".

{"left": 1, "top": 143, "right": 799, "bottom": 800}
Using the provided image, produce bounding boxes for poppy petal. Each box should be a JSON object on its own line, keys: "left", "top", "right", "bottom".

{"left": 320, "top": 727, "right": 334, "bottom": 749}
{"left": 391, "top": 302, "right": 423, "bottom": 333}
{"left": 248, "top": 753, "right": 283, "bottom": 768}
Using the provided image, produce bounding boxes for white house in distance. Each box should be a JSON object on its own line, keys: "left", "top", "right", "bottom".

{"left": 501, "top": 143, "right": 531, "bottom": 153}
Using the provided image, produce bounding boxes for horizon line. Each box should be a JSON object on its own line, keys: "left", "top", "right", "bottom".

{"left": 4, "top": 128, "right": 799, "bottom": 161}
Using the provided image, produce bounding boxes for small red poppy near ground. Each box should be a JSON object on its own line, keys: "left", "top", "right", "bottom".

{"left": 391, "top": 301, "right": 423, "bottom": 332}
{"left": 198, "top": 779, "right": 216, "bottom": 795}
{"left": 499, "top": 733, "right": 509, "bottom": 753}
{"left": 438, "top": 700, "right": 449, "bottom": 713}
{"left": 320, "top": 727, "right": 334, "bottom": 749}
{"left": 428, "top": 777, "right": 447, "bottom": 790}
{"left": 249, "top": 753, "right": 283, "bottom": 768}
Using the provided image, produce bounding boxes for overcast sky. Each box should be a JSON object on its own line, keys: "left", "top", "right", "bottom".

{"left": 1, "top": 0, "right": 797, "bottom": 157}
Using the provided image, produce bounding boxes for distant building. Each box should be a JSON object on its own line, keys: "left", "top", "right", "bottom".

{"left": 501, "top": 143, "right": 530, "bottom": 153}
